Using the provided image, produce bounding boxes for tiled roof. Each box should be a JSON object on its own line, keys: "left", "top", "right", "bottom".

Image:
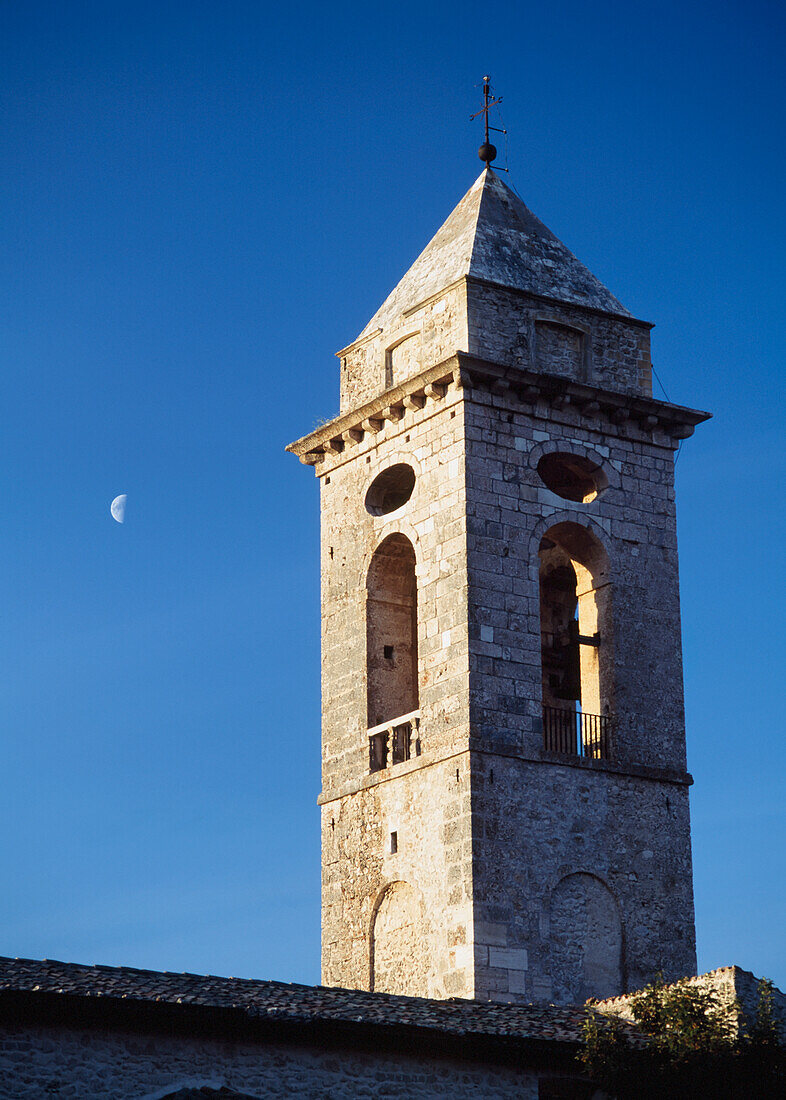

{"left": 0, "top": 955, "right": 634, "bottom": 1051}
{"left": 356, "top": 168, "right": 630, "bottom": 342}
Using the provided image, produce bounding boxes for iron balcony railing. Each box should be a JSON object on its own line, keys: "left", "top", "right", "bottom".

{"left": 368, "top": 710, "right": 421, "bottom": 773}
{"left": 543, "top": 706, "right": 612, "bottom": 760}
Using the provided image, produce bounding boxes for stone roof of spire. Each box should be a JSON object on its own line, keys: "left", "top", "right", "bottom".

{"left": 357, "top": 168, "right": 630, "bottom": 341}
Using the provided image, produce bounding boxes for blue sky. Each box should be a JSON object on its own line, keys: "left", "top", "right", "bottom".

{"left": 1, "top": 0, "right": 784, "bottom": 991}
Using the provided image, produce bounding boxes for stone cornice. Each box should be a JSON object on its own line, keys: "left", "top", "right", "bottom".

{"left": 286, "top": 358, "right": 459, "bottom": 465}
{"left": 457, "top": 353, "right": 711, "bottom": 436}
{"left": 286, "top": 353, "right": 711, "bottom": 469}
{"left": 319, "top": 742, "right": 692, "bottom": 805}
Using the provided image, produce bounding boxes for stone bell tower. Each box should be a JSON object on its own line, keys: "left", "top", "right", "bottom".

{"left": 288, "top": 164, "right": 709, "bottom": 1004}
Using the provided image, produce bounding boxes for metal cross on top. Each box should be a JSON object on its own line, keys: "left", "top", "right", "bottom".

{"left": 471, "top": 75, "right": 505, "bottom": 167}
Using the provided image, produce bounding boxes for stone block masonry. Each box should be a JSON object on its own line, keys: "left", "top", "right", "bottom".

{"left": 0, "top": 1023, "right": 540, "bottom": 1099}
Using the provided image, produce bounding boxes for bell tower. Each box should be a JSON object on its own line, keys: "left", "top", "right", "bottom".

{"left": 288, "top": 163, "right": 709, "bottom": 1004}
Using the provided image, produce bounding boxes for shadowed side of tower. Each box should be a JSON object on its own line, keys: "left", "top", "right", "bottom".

{"left": 288, "top": 166, "right": 709, "bottom": 1004}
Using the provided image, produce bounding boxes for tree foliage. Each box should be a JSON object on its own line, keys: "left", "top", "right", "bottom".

{"left": 579, "top": 976, "right": 785, "bottom": 1099}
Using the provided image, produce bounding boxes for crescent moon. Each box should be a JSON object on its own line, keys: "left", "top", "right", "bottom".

{"left": 110, "top": 494, "right": 127, "bottom": 524}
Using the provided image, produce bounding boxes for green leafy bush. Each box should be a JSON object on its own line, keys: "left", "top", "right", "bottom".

{"left": 579, "top": 976, "right": 785, "bottom": 1099}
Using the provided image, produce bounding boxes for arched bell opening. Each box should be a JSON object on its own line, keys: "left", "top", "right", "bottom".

{"left": 366, "top": 535, "right": 419, "bottom": 769}
{"left": 539, "top": 522, "right": 614, "bottom": 758}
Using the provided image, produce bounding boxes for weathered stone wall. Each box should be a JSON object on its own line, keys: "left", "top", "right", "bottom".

{"left": 371, "top": 880, "right": 429, "bottom": 993}
{"left": 319, "top": 383, "right": 469, "bottom": 796}
{"left": 313, "top": 167, "right": 701, "bottom": 1007}
{"left": 322, "top": 755, "right": 474, "bottom": 998}
{"left": 0, "top": 1022, "right": 540, "bottom": 1099}
{"left": 730, "top": 966, "right": 786, "bottom": 1039}
{"left": 468, "top": 752, "right": 696, "bottom": 1003}
{"left": 319, "top": 383, "right": 476, "bottom": 997}
{"left": 549, "top": 872, "right": 624, "bottom": 1003}
{"left": 339, "top": 281, "right": 469, "bottom": 413}
{"left": 534, "top": 319, "right": 584, "bottom": 380}
{"left": 466, "top": 281, "right": 653, "bottom": 396}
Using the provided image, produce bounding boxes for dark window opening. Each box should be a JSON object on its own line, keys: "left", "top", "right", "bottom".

{"left": 368, "top": 717, "right": 420, "bottom": 775}
{"left": 390, "top": 831, "right": 398, "bottom": 854}
{"left": 369, "top": 731, "right": 388, "bottom": 773}
{"left": 366, "top": 534, "right": 419, "bottom": 728}
{"left": 391, "top": 721, "right": 412, "bottom": 764}
{"left": 365, "top": 464, "right": 416, "bottom": 516}
{"left": 537, "top": 452, "right": 608, "bottom": 503}
{"left": 540, "top": 563, "right": 581, "bottom": 703}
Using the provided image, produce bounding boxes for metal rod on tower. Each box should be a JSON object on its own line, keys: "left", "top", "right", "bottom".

{"left": 471, "top": 75, "right": 504, "bottom": 168}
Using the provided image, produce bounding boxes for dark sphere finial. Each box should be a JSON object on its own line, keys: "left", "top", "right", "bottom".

{"left": 478, "top": 141, "right": 497, "bottom": 165}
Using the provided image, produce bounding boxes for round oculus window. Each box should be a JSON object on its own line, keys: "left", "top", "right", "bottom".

{"left": 536, "top": 452, "right": 608, "bottom": 503}
{"left": 365, "top": 463, "right": 416, "bottom": 516}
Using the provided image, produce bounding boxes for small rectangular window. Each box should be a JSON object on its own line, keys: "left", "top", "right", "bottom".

{"left": 383, "top": 645, "right": 394, "bottom": 659}
{"left": 390, "top": 831, "right": 398, "bottom": 854}
{"left": 369, "top": 731, "right": 388, "bottom": 773}
{"left": 391, "top": 721, "right": 412, "bottom": 765}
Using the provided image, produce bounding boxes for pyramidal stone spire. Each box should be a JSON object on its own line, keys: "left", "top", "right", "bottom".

{"left": 359, "top": 168, "right": 629, "bottom": 342}
{"left": 337, "top": 168, "right": 647, "bottom": 416}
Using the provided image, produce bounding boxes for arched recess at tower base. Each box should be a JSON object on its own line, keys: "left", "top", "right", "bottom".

{"left": 370, "top": 881, "right": 429, "bottom": 996}
{"left": 549, "top": 873, "right": 625, "bottom": 1002}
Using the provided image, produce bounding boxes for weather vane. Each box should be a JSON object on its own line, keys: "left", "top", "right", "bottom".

{"left": 470, "top": 75, "right": 508, "bottom": 170}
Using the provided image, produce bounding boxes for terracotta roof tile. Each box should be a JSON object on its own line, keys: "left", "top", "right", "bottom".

{"left": 0, "top": 955, "right": 638, "bottom": 1048}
